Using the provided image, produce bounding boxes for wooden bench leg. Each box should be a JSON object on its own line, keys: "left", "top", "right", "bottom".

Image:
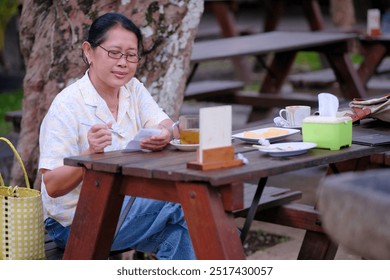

{"left": 298, "top": 231, "right": 338, "bottom": 260}
{"left": 254, "top": 203, "right": 337, "bottom": 260}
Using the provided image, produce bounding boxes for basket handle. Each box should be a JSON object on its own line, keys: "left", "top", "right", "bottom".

{"left": 0, "top": 137, "right": 31, "bottom": 189}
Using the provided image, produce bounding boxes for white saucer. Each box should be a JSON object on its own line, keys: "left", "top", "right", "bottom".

{"left": 280, "top": 125, "right": 302, "bottom": 129}
{"left": 169, "top": 139, "right": 198, "bottom": 151}
{"left": 257, "top": 142, "right": 317, "bottom": 157}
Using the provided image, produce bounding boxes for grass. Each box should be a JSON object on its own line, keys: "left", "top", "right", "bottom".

{"left": 294, "top": 51, "right": 364, "bottom": 71}
{"left": 0, "top": 89, "right": 23, "bottom": 136}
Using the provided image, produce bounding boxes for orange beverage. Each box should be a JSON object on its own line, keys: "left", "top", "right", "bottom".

{"left": 180, "top": 129, "right": 199, "bottom": 144}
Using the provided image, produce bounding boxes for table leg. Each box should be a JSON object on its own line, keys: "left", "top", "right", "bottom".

{"left": 296, "top": 156, "right": 371, "bottom": 259}
{"left": 207, "top": 1, "right": 251, "bottom": 82}
{"left": 240, "top": 177, "right": 267, "bottom": 243}
{"left": 63, "top": 170, "right": 124, "bottom": 260}
{"left": 260, "top": 51, "right": 296, "bottom": 93}
{"left": 325, "top": 52, "right": 367, "bottom": 99}
{"left": 263, "top": 0, "right": 324, "bottom": 31}
{"left": 208, "top": 1, "right": 238, "bottom": 37}
{"left": 357, "top": 43, "right": 388, "bottom": 85}
{"left": 176, "top": 182, "right": 246, "bottom": 260}
{"left": 302, "top": 0, "right": 325, "bottom": 31}
{"left": 263, "top": 0, "right": 284, "bottom": 32}
{"left": 298, "top": 231, "right": 338, "bottom": 259}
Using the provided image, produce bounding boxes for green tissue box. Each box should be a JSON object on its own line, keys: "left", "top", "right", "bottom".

{"left": 302, "top": 116, "right": 352, "bottom": 150}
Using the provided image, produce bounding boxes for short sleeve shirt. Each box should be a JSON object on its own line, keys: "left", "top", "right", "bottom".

{"left": 39, "top": 71, "right": 169, "bottom": 226}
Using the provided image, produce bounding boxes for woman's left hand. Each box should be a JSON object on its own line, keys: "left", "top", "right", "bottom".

{"left": 140, "top": 125, "right": 171, "bottom": 151}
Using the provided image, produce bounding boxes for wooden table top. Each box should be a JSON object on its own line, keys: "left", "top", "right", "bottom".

{"left": 191, "top": 31, "right": 357, "bottom": 63}
{"left": 64, "top": 122, "right": 389, "bottom": 187}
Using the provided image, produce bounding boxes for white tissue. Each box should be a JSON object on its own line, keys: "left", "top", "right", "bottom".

{"left": 318, "top": 93, "right": 339, "bottom": 117}
{"left": 258, "top": 138, "right": 270, "bottom": 146}
{"left": 236, "top": 153, "right": 249, "bottom": 165}
{"left": 273, "top": 116, "right": 289, "bottom": 127}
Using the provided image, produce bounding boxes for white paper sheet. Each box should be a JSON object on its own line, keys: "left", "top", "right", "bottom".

{"left": 199, "top": 105, "right": 232, "bottom": 162}
{"left": 123, "top": 128, "right": 161, "bottom": 152}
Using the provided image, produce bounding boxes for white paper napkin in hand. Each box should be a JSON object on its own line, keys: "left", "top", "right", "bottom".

{"left": 318, "top": 93, "right": 339, "bottom": 117}
{"left": 123, "top": 128, "right": 161, "bottom": 152}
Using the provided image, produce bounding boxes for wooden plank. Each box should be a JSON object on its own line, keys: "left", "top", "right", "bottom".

{"left": 184, "top": 80, "right": 245, "bottom": 101}
{"left": 233, "top": 185, "right": 302, "bottom": 217}
{"left": 191, "top": 31, "right": 357, "bottom": 63}
{"left": 231, "top": 90, "right": 319, "bottom": 108}
{"left": 255, "top": 203, "right": 324, "bottom": 233}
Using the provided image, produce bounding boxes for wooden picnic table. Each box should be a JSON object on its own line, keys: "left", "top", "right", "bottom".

{"left": 61, "top": 122, "right": 389, "bottom": 260}
{"left": 206, "top": 0, "right": 325, "bottom": 38}
{"left": 358, "top": 34, "right": 390, "bottom": 85}
{"left": 203, "top": 0, "right": 326, "bottom": 81}
{"left": 190, "top": 31, "right": 367, "bottom": 113}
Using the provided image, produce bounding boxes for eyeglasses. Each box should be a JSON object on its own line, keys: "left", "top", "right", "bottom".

{"left": 98, "top": 45, "right": 141, "bottom": 63}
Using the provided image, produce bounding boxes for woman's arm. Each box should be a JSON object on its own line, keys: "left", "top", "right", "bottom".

{"left": 42, "top": 123, "right": 113, "bottom": 198}
{"left": 41, "top": 165, "right": 84, "bottom": 198}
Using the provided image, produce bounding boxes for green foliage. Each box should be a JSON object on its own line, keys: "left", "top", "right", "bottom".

{"left": 0, "top": 89, "right": 23, "bottom": 136}
{"left": 295, "top": 51, "right": 364, "bottom": 71}
{"left": 295, "top": 52, "right": 323, "bottom": 71}
{"left": 0, "top": 0, "right": 19, "bottom": 50}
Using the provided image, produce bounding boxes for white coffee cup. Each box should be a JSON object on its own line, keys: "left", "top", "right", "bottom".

{"left": 279, "top": 105, "right": 311, "bottom": 127}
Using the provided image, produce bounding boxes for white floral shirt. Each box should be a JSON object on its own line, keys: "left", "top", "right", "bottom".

{"left": 38, "top": 71, "right": 169, "bottom": 226}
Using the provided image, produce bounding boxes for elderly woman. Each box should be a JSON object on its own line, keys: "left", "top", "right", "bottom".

{"left": 38, "top": 12, "right": 195, "bottom": 260}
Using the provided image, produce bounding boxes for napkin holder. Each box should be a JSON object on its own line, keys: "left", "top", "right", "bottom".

{"left": 302, "top": 116, "right": 352, "bottom": 150}
{"left": 187, "top": 145, "right": 243, "bottom": 171}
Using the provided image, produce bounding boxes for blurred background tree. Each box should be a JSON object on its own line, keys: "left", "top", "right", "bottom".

{"left": 11, "top": 0, "right": 203, "bottom": 189}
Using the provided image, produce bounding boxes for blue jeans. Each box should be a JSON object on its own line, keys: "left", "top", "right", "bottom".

{"left": 44, "top": 196, "right": 196, "bottom": 260}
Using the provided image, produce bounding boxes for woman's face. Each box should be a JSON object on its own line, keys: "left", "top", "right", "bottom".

{"left": 84, "top": 25, "right": 139, "bottom": 94}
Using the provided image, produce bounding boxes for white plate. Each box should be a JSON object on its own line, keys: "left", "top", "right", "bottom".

{"left": 232, "top": 127, "right": 300, "bottom": 144}
{"left": 258, "top": 142, "right": 317, "bottom": 157}
{"left": 170, "top": 139, "right": 198, "bottom": 151}
{"left": 280, "top": 125, "right": 302, "bottom": 129}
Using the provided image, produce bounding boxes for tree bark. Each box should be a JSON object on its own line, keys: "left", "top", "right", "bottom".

{"left": 13, "top": 0, "right": 203, "bottom": 188}
{"left": 330, "top": 0, "right": 356, "bottom": 28}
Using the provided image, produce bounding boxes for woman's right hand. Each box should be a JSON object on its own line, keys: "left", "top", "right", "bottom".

{"left": 87, "top": 123, "right": 113, "bottom": 153}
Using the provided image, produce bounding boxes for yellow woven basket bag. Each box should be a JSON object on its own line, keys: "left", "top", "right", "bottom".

{"left": 0, "top": 137, "right": 45, "bottom": 260}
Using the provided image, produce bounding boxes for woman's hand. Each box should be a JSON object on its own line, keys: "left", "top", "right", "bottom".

{"left": 140, "top": 125, "right": 171, "bottom": 151}
{"left": 87, "top": 123, "right": 113, "bottom": 153}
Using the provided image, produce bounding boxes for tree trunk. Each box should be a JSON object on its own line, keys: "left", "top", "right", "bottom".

{"left": 13, "top": 0, "right": 204, "bottom": 189}
{"left": 330, "top": 0, "right": 356, "bottom": 28}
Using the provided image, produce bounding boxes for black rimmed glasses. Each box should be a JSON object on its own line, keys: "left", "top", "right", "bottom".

{"left": 98, "top": 45, "right": 141, "bottom": 63}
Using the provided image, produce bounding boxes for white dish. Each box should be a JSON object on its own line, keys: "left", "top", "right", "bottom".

{"left": 232, "top": 127, "right": 300, "bottom": 144}
{"left": 257, "top": 142, "right": 317, "bottom": 157}
{"left": 170, "top": 139, "right": 198, "bottom": 151}
{"left": 280, "top": 125, "right": 302, "bottom": 129}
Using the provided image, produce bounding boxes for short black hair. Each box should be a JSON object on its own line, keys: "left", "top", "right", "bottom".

{"left": 87, "top": 12, "right": 143, "bottom": 57}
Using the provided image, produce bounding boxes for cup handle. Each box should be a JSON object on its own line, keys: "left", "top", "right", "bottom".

{"left": 171, "top": 121, "right": 179, "bottom": 139}
{"left": 279, "top": 109, "right": 288, "bottom": 121}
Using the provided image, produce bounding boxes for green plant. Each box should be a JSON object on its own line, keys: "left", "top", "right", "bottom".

{"left": 0, "top": 89, "right": 23, "bottom": 136}
{"left": 295, "top": 52, "right": 323, "bottom": 71}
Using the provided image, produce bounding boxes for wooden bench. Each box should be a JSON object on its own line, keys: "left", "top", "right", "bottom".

{"left": 44, "top": 185, "right": 304, "bottom": 259}
{"left": 358, "top": 35, "right": 390, "bottom": 85}
{"left": 44, "top": 233, "right": 135, "bottom": 260}
{"left": 5, "top": 110, "right": 22, "bottom": 133}
{"left": 184, "top": 80, "right": 245, "bottom": 101}
{"left": 232, "top": 184, "right": 335, "bottom": 259}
